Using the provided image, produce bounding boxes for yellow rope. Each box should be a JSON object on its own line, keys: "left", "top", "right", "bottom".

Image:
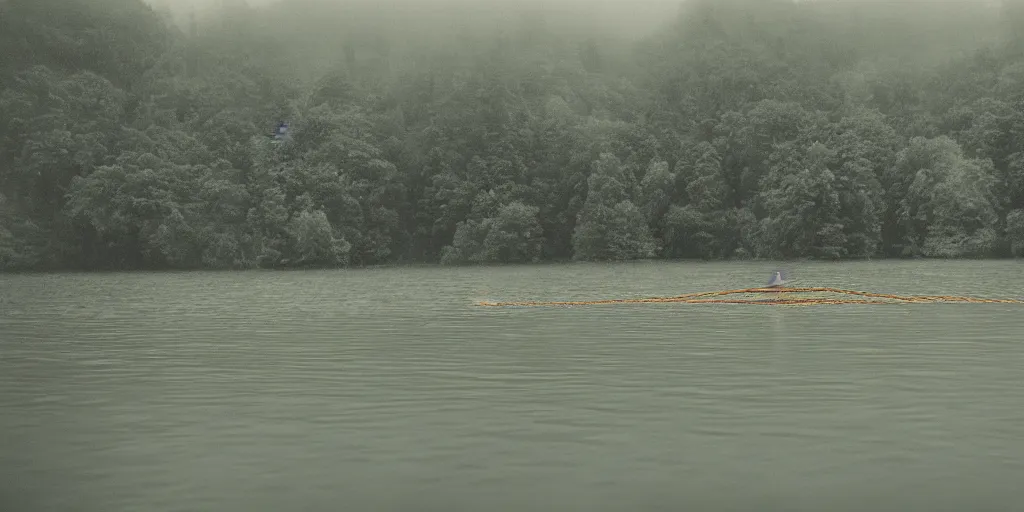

{"left": 477, "top": 287, "right": 1024, "bottom": 307}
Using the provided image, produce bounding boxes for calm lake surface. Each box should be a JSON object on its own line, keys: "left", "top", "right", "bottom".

{"left": 2, "top": 260, "right": 1024, "bottom": 512}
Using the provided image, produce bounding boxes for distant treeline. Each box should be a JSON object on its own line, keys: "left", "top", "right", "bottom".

{"left": 3, "top": 0, "right": 1024, "bottom": 271}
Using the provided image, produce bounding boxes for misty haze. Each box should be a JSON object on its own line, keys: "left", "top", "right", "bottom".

{"left": 3, "top": 1, "right": 1024, "bottom": 511}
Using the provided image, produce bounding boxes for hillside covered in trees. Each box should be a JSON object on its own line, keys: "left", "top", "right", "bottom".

{"left": 3, "top": 0, "right": 1024, "bottom": 271}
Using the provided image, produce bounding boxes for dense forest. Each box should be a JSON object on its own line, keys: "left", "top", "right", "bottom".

{"left": 3, "top": 0, "right": 1024, "bottom": 271}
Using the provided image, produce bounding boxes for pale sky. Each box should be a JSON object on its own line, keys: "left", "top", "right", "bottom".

{"left": 142, "top": 0, "right": 691, "bottom": 39}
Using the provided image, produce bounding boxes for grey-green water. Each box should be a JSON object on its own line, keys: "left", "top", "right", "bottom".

{"left": 2, "top": 261, "right": 1023, "bottom": 512}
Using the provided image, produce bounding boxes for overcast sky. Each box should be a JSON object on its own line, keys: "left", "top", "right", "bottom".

{"left": 142, "top": 0, "right": 692, "bottom": 40}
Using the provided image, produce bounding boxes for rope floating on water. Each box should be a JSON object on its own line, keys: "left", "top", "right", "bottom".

{"left": 477, "top": 287, "right": 1024, "bottom": 307}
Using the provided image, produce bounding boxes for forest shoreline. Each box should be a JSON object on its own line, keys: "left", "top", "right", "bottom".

{"left": 3, "top": 255, "right": 1021, "bottom": 277}
{"left": 3, "top": 0, "right": 1024, "bottom": 272}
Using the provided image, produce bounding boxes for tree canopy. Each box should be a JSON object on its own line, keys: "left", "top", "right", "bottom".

{"left": 3, "top": 0, "right": 1024, "bottom": 271}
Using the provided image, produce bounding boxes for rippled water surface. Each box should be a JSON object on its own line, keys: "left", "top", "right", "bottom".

{"left": 2, "top": 261, "right": 1024, "bottom": 512}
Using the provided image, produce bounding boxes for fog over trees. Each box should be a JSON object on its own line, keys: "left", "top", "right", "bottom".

{"left": 3, "top": 0, "right": 1024, "bottom": 270}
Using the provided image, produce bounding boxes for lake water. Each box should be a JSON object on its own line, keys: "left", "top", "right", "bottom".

{"left": 2, "top": 260, "right": 1024, "bottom": 512}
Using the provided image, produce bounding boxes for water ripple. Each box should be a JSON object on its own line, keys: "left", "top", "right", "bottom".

{"left": 2, "top": 261, "right": 1024, "bottom": 512}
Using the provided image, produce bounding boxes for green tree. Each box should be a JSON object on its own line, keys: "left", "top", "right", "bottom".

{"left": 1006, "top": 209, "right": 1024, "bottom": 256}
{"left": 572, "top": 153, "right": 657, "bottom": 260}
{"left": 441, "top": 201, "right": 544, "bottom": 264}
{"left": 894, "top": 136, "right": 1000, "bottom": 257}
{"left": 758, "top": 143, "right": 846, "bottom": 259}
